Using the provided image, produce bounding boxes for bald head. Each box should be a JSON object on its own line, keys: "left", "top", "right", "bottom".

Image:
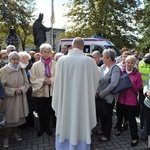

{"left": 72, "top": 37, "right": 84, "bottom": 50}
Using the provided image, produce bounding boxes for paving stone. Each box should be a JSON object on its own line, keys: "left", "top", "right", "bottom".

{"left": 0, "top": 111, "right": 148, "bottom": 150}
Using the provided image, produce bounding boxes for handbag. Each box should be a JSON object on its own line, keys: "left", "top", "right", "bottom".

{"left": 111, "top": 67, "right": 133, "bottom": 94}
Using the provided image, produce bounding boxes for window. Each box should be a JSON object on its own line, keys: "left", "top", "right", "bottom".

{"left": 91, "top": 45, "right": 104, "bottom": 54}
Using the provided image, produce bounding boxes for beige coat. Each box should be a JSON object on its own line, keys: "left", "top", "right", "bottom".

{"left": 30, "top": 60, "right": 56, "bottom": 97}
{"left": 0, "top": 66, "right": 29, "bottom": 127}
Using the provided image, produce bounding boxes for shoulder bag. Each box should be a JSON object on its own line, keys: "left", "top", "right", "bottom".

{"left": 111, "top": 66, "right": 133, "bottom": 94}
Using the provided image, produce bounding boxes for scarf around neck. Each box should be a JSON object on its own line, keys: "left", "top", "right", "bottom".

{"left": 8, "top": 62, "right": 20, "bottom": 71}
{"left": 41, "top": 56, "right": 52, "bottom": 78}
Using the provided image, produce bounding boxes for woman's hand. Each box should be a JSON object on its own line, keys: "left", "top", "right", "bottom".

{"left": 44, "top": 77, "right": 51, "bottom": 86}
{"left": 15, "top": 88, "right": 22, "bottom": 95}
{"left": 146, "top": 91, "right": 150, "bottom": 98}
{"left": 95, "top": 93, "right": 103, "bottom": 99}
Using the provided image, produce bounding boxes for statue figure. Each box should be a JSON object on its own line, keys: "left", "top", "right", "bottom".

{"left": 5, "top": 26, "right": 21, "bottom": 51}
{"left": 33, "top": 13, "right": 50, "bottom": 48}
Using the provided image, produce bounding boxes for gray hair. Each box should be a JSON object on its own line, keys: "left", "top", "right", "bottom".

{"left": 19, "top": 51, "right": 31, "bottom": 60}
{"left": 8, "top": 51, "right": 19, "bottom": 62}
{"left": 92, "top": 51, "right": 101, "bottom": 57}
{"left": 6, "top": 45, "right": 16, "bottom": 52}
{"left": 54, "top": 52, "right": 64, "bottom": 61}
{"left": 40, "top": 43, "right": 52, "bottom": 53}
{"left": 102, "top": 49, "right": 116, "bottom": 61}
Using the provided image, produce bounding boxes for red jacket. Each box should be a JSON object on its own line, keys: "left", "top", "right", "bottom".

{"left": 118, "top": 68, "right": 142, "bottom": 106}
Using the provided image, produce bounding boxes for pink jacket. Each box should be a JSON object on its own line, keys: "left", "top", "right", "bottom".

{"left": 118, "top": 68, "right": 142, "bottom": 106}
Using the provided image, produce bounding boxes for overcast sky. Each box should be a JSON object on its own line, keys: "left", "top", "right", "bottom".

{"left": 35, "top": 0, "right": 69, "bottom": 29}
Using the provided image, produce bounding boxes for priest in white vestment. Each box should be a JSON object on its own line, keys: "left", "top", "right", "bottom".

{"left": 52, "top": 37, "right": 100, "bottom": 150}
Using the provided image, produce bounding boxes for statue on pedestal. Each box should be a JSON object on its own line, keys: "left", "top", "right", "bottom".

{"left": 33, "top": 13, "right": 50, "bottom": 49}
{"left": 5, "top": 26, "right": 21, "bottom": 51}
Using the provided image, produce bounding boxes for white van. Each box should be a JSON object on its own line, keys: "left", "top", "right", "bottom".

{"left": 57, "top": 38, "right": 120, "bottom": 56}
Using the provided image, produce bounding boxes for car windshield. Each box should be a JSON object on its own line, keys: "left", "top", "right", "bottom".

{"left": 104, "top": 45, "right": 121, "bottom": 56}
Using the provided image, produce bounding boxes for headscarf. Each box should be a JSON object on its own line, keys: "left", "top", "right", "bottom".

{"left": 8, "top": 51, "right": 20, "bottom": 71}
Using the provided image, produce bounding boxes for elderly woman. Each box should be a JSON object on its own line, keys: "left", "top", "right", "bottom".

{"left": 0, "top": 50, "right": 8, "bottom": 68}
{"left": 19, "top": 51, "right": 35, "bottom": 128}
{"left": 19, "top": 51, "right": 31, "bottom": 68}
{"left": 96, "top": 49, "right": 121, "bottom": 142}
{"left": 34, "top": 52, "right": 41, "bottom": 62}
{"left": 0, "top": 51, "right": 29, "bottom": 148}
{"left": 30, "top": 43, "right": 56, "bottom": 137}
{"left": 143, "top": 76, "right": 150, "bottom": 147}
{"left": 116, "top": 55, "right": 142, "bottom": 146}
{"left": 54, "top": 52, "right": 64, "bottom": 62}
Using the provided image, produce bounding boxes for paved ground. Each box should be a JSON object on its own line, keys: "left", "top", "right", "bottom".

{"left": 0, "top": 111, "right": 148, "bottom": 150}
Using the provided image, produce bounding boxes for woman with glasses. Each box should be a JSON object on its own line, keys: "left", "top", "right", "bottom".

{"left": 0, "top": 51, "right": 29, "bottom": 148}
{"left": 0, "top": 50, "right": 8, "bottom": 68}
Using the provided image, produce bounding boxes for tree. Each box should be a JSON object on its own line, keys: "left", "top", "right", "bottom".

{"left": 137, "top": 0, "right": 150, "bottom": 52}
{"left": 0, "top": 0, "right": 36, "bottom": 51}
{"left": 63, "top": 0, "right": 143, "bottom": 49}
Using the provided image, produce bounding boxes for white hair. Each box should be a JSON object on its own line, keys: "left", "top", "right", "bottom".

{"left": 54, "top": 52, "right": 64, "bottom": 61}
{"left": 40, "top": 43, "right": 52, "bottom": 53}
{"left": 6, "top": 45, "right": 16, "bottom": 51}
{"left": 19, "top": 51, "right": 31, "bottom": 60}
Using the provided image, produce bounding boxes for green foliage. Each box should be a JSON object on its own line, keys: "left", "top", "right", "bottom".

{"left": 137, "top": 0, "right": 150, "bottom": 52}
{"left": 0, "top": 0, "right": 36, "bottom": 50}
{"left": 63, "top": 0, "right": 143, "bottom": 49}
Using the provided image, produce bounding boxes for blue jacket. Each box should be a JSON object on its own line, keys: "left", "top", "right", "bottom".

{"left": 0, "top": 82, "right": 4, "bottom": 99}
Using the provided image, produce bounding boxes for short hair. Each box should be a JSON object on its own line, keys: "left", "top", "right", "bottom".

{"left": 92, "top": 51, "right": 101, "bottom": 57}
{"left": 122, "top": 51, "right": 132, "bottom": 56}
{"left": 125, "top": 55, "right": 136, "bottom": 63}
{"left": 72, "top": 37, "right": 84, "bottom": 48}
{"left": 29, "top": 51, "right": 36, "bottom": 54}
{"left": 19, "top": 51, "right": 31, "bottom": 60}
{"left": 103, "top": 49, "right": 116, "bottom": 61}
{"left": 85, "top": 53, "right": 93, "bottom": 58}
{"left": 34, "top": 52, "right": 41, "bottom": 58}
{"left": 54, "top": 52, "right": 64, "bottom": 61}
{"left": 121, "top": 47, "right": 128, "bottom": 52}
{"left": 61, "top": 43, "right": 68, "bottom": 48}
{"left": 0, "top": 50, "right": 7, "bottom": 58}
{"left": 8, "top": 51, "right": 20, "bottom": 62}
{"left": 40, "top": 43, "right": 52, "bottom": 53}
{"left": 6, "top": 45, "right": 16, "bottom": 52}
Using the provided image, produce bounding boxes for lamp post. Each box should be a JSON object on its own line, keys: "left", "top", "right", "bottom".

{"left": 50, "top": 0, "right": 54, "bottom": 47}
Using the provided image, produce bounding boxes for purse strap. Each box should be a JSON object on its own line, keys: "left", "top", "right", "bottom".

{"left": 110, "top": 65, "right": 122, "bottom": 76}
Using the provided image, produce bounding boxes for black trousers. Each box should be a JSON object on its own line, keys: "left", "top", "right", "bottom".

{"left": 117, "top": 103, "right": 138, "bottom": 140}
{"left": 36, "top": 97, "right": 54, "bottom": 129}
{"left": 99, "top": 100, "right": 115, "bottom": 138}
{"left": 139, "top": 89, "right": 145, "bottom": 129}
{"left": 144, "top": 104, "right": 150, "bottom": 135}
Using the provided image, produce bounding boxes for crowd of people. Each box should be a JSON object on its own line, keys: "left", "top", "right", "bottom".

{"left": 0, "top": 38, "right": 150, "bottom": 150}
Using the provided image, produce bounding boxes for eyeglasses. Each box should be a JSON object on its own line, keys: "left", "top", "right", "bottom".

{"left": 9, "top": 49, "right": 14, "bottom": 52}
{"left": 11, "top": 57, "right": 19, "bottom": 61}
{"left": 1, "top": 56, "right": 8, "bottom": 59}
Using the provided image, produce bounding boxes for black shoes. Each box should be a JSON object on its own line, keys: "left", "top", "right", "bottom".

{"left": 45, "top": 128, "right": 53, "bottom": 136}
{"left": 37, "top": 128, "right": 45, "bottom": 137}
{"left": 37, "top": 128, "right": 53, "bottom": 137}
{"left": 122, "top": 124, "right": 128, "bottom": 131}
{"left": 131, "top": 139, "right": 138, "bottom": 147}
{"left": 98, "top": 136, "right": 110, "bottom": 142}
{"left": 95, "top": 131, "right": 104, "bottom": 136}
{"left": 115, "top": 131, "right": 122, "bottom": 136}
